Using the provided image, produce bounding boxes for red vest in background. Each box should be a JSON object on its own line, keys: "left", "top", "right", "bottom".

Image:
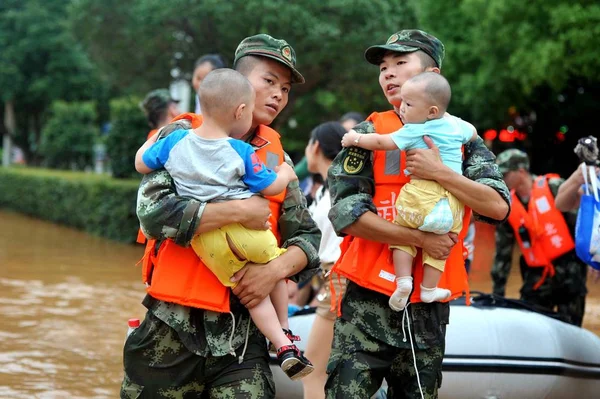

{"left": 507, "top": 174, "right": 574, "bottom": 289}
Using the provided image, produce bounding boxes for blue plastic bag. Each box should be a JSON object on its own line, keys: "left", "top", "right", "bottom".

{"left": 574, "top": 163, "right": 600, "bottom": 270}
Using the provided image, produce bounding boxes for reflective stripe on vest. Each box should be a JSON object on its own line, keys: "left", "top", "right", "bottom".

{"left": 140, "top": 113, "right": 286, "bottom": 312}
{"left": 332, "top": 110, "right": 470, "bottom": 304}
{"left": 507, "top": 174, "right": 574, "bottom": 289}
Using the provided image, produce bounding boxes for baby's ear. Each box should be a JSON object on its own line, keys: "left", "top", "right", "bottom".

{"left": 234, "top": 103, "right": 246, "bottom": 120}
{"left": 428, "top": 105, "right": 440, "bottom": 119}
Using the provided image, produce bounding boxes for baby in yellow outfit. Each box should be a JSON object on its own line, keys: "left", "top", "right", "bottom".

{"left": 342, "top": 72, "right": 477, "bottom": 311}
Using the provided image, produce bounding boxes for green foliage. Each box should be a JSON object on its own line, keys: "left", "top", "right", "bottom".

{"left": 0, "top": 0, "right": 105, "bottom": 164}
{"left": 39, "top": 101, "right": 100, "bottom": 170}
{"left": 412, "top": 0, "right": 600, "bottom": 129}
{"left": 69, "top": 0, "right": 417, "bottom": 148}
{"left": 106, "top": 97, "right": 148, "bottom": 179}
{"left": 0, "top": 167, "right": 140, "bottom": 243}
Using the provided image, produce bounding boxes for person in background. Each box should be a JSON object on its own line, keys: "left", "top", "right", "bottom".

{"left": 301, "top": 121, "right": 347, "bottom": 399}
{"left": 296, "top": 112, "right": 365, "bottom": 202}
{"left": 339, "top": 111, "right": 365, "bottom": 131}
{"left": 492, "top": 149, "right": 587, "bottom": 326}
{"left": 140, "top": 89, "right": 181, "bottom": 139}
{"left": 192, "top": 54, "right": 226, "bottom": 114}
{"left": 463, "top": 219, "right": 476, "bottom": 274}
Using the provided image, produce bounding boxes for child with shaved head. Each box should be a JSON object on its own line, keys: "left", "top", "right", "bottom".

{"left": 135, "top": 68, "right": 314, "bottom": 379}
{"left": 342, "top": 71, "right": 477, "bottom": 312}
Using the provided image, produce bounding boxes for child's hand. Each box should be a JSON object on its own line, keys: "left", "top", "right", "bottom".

{"left": 276, "top": 162, "right": 298, "bottom": 182}
{"left": 341, "top": 130, "right": 360, "bottom": 147}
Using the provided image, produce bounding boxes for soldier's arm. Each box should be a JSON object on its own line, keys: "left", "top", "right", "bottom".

{"left": 137, "top": 121, "right": 270, "bottom": 246}
{"left": 555, "top": 168, "right": 584, "bottom": 211}
{"left": 491, "top": 221, "right": 515, "bottom": 296}
{"left": 276, "top": 153, "right": 321, "bottom": 282}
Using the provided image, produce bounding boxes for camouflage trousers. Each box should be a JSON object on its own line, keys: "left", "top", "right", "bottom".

{"left": 120, "top": 312, "right": 275, "bottom": 399}
{"left": 325, "top": 318, "right": 444, "bottom": 399}
{"left": 519, "top": 260, "right": 587, "bottom": 327}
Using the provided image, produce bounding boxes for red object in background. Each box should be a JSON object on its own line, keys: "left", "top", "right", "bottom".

{"left": 555, "top": 132, "right": 566, "bottom": 142}
{"left": 499, "top": 129, "right": 515, "bottom": 142}
{"left": 482, "top": 128, "right": 527, "bottom": 142}
{"left": 484, "top": 129, "right": 497, "bottom": 141}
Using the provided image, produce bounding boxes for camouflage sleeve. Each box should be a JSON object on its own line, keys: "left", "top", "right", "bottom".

{"left": 136, "top": 120, "right": 203, "bottom": 247}
{"left": 463, "top": 136, "right": 511, "bottom": 224}
{"left": 279, "top": 152, "right": 321, "bottom": 282}
{"left": 327, "top": 121, "right": 377, "bottom": 235}
{"left": 491, "top": 221, "right": 515, "bottom": 296}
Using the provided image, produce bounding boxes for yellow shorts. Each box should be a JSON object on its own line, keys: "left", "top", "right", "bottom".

{"left": 191, "top": 223, "right": 286, "bottom": 287}
{"left": 390, "top": 179, "right": 464, "bottom": 271}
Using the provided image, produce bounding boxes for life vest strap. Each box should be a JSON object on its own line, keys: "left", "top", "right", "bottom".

{"left": 533, "top": 262, "right": 556, "bottom": 290}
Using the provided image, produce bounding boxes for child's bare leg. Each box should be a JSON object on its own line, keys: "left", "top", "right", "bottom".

{"left": 420, "top": 263, "right": 451, "bottom": 303}
{"left": 248, "top": 296, "right": 292, "bottom": 349}
{"left": 389, "top": 249, "right": 414, "bottom": 311}
{"left": 270, "top": 279, "right": 290, "bottom": 330}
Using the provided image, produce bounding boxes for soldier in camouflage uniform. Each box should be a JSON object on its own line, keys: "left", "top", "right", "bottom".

{"left": 121, "top": 34, "right": 321, "bottom": 398}
{"left": 492, "top": 149, "right": 587, "bottom": 326}
{"left": 325, "top": 30, "right": 510, "bottom": 399}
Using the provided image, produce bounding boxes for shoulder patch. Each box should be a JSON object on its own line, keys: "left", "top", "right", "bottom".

{"left": 343, "top": 147, "right": 368, "bottom": 174}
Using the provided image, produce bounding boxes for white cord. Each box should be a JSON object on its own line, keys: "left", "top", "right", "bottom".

{"left": 403, "top": 304, "right": 425, "bottom": 399}
{"left": 238, "top": 315, "right": 251, "bottom": 364}
{"left": 227, "top": 312, "right": 237, "bottom": 357}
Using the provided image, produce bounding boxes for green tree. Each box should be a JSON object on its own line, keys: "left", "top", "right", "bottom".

{"left": 70, "top": 0, "right": 417, "bottom": 151}
{"left": 106, "top": 96, "right": 147, "bottom": 179}
{"left": 0, "top": 0, "right": 104, "bottom": 165}
{"left": 39, "top": 101, "right": 99, "bottom": 170}
{"left": 412, "top": 0, "right": 600, "bottom": 129}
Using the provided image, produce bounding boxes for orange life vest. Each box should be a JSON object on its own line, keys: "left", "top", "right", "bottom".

{"left": 507, "top": 174, "right": 575, "bottom": 289}
{"left": 331, "top": 110, "right": 471, "bottom": 306}
{"left": 139, "top": 113, "right": 286, "bottom": 313}
{"left": 147, "top": 128, "right": 158, "bottom": 140}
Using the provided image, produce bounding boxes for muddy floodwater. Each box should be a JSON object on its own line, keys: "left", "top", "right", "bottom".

{"left": 0, "top": 211, "right": 598, "bottom": 398}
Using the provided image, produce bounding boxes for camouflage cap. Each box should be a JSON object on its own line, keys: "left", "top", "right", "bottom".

{"left": 496, "top": 149, "right": 530, "bottom": 174}
{"left": 140, "top": 89, "right": 179, "bottom": 115}
{"left": 233, "top": 34, "right": 305, "bottom": 84}
{"left": 365, "top": 29, "right": 445, "bottom": 68}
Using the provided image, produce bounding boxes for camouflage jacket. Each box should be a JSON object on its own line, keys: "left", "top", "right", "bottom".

{"left": 137, "top": 119, "right": 321, "bottom": 357}
{"left": 492, "top": 175, "right": 588, "bottom": 299}
{"left": 328, "top": 119, "right": 511, "bottom": 349}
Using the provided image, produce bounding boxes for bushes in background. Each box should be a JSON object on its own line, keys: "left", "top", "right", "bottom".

{"left": 39, "top": 101, "right": 100, "bottom": 170}
{"left": 106, "top": 97, "right": 148, "bottom": 179}
{"left": 0, "top": 167, "right": 140, "bottom": 243}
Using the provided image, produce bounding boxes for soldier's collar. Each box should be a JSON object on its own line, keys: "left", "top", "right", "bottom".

{"left": 248, "top": 130, "right": 271, "bottom": 149}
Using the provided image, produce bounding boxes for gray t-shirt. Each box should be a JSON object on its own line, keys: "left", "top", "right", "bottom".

{"left": 142, "top": 129, "right": 277, "bottom": 202}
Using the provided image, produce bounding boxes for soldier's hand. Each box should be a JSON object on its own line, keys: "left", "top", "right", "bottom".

{"left": 238, "top": 196, "right": 271, "bottom": 230}
{"left": 231, "top": 261, "right": 279, "bottom": 308}
{"left": 589, "top": 266, "right": 600, "bottom": 284}
{"left": 421, "top": 232, "right": 458, "bottom": 259}
{"left": 405, "top": 136, "right": 447, "bottom": 180}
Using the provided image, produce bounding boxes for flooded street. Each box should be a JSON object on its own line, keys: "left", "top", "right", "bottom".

{"left": 0, "top": 211, "right": 146, "bottom": 398}
{"left": 0, "top": 211, "right": 599, "bottom": 398}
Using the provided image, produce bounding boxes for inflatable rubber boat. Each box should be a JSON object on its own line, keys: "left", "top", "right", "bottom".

{"left": 270, "top": 293, "right": 600, "bottom": 399}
